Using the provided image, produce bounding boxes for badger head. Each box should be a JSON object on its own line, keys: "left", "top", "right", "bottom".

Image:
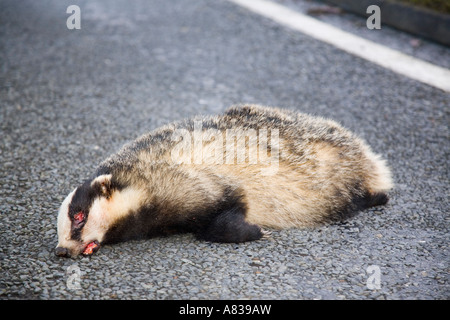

{"left": 56, "top": 173, "right": 146, "bottom": 257}
{"left": 55, "top": 174, "right": 123, "bottom": 257}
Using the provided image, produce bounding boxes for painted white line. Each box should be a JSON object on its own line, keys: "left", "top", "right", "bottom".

{"left": 228, "top": 0, "right": 450, "bottom": 92}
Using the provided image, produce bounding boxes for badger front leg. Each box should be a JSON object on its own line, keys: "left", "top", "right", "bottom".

{"left": 196, "top": 204, "right": 265, "bottom": 243}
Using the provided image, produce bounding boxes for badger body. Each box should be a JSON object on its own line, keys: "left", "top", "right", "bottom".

{"left": 56, "top": 105, "right": 393, "bottom": 257}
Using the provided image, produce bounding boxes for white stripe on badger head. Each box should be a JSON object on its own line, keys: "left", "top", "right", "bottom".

{"left": 80, "top": 186, "right": 146, "bottom": 243}
{"left": 56, "top": 188, "right": 77, "bottom": 248}
{"left": 80, "top": 197, "right": 109, "bottom": 244}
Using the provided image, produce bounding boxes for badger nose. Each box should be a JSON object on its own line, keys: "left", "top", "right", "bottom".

{"left": 55, "top": 247, "right": 69, "bottom": 257}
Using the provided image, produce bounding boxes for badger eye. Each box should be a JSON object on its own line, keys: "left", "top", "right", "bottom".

{"left": 73, "top": 211, "right": 85, "bottom": 224}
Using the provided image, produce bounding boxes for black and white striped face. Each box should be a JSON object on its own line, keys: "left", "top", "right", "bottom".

{"left": 55, "top": 174, "right": 146, "bottom": 257}
{"left": 55, "top": 174, "right": 113, "bottom": 257}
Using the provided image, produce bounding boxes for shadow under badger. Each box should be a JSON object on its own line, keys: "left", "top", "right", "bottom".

{"left": 55, "top": 105, "right": 393, "bottom": 257}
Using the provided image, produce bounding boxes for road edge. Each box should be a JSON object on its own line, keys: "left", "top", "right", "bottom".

{"left": 324, "top": 0, "right": 450, "bottom": 46}
{"left": 228, "top": 0, "right": 450, "bottom": 92}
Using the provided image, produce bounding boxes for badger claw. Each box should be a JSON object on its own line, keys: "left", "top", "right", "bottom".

{"left": 260, "top": 229, "right": 272, "bottom": 240}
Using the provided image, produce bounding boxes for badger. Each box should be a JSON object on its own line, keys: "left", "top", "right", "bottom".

{"left": 55, "top": 105, "right": 393, "bottom": 257}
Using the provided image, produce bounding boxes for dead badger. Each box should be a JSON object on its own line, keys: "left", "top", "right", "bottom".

{"left": 55, "top": 105, "right": 393, "bottom": 257}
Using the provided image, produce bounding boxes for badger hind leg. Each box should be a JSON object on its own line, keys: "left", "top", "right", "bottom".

{"left": 196, "top": 206, "right": 264, "bottom": 243}
{"left": 329, "top": 190, "right": 390, "bottom": 223}
{"left": 367, "top": 192, "right": 389, "bottom": 207}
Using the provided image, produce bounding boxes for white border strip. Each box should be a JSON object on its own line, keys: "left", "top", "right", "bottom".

{"left": 228, "top": 0, "right": 450, "bottom": 92}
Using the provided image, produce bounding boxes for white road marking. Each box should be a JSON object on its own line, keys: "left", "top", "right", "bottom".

{"left": 228, "top": 0, "right": 450, "bottom": 92}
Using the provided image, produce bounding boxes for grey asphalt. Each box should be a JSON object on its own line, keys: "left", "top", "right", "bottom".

{"left": 0, "top": 0, "right": 448, "bottom": 300}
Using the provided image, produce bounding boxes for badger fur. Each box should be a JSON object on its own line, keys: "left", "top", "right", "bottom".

{"left": 55, "top": 105, "right": 393, "bottom": 257}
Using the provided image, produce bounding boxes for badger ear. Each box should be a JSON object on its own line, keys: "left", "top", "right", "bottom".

{"left": 91, "top": 174, "right": 113, "bottom": 199}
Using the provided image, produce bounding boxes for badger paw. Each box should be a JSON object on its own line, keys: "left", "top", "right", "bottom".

{"left": 260, "top": 229, "right": 272, "bottom": 240}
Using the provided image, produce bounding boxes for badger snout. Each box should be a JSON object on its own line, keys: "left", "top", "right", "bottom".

{"left": 54, "top": 240, "right": 101, "bottom": 258}
{"left": 55, "top": 246, "right": 69, "bottom": 257}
